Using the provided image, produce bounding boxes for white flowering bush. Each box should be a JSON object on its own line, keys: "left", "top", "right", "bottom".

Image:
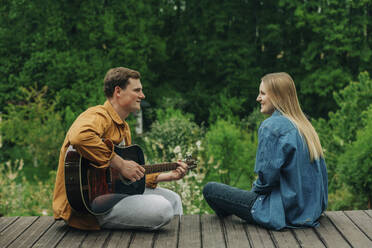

{"left": 159, "top": 147, "right": 209, "bottom": 214}
{"left": 140, "top": 107, "right": 204, "bottom": 161}
{"left": 137, "top": 107, "right": 208, "bottom": 213}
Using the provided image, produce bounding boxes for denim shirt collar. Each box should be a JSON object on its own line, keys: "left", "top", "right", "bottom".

{"left": 271, "top": 109, "right": 281, "bottom": 117}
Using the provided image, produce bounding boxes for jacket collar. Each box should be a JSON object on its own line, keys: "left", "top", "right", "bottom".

{"left": 271, "top": 109, "right": 282, "bottom": 117}
{"left": 104, "top": 100, "right": 125, "bottom": 125}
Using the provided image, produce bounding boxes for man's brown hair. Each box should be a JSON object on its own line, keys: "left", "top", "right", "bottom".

{"left": 103, "top": 67, "right": 141, "bottom": 98}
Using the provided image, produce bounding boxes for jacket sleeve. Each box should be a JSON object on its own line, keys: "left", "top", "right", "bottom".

{"left": 67, "top": 110, "right": 115, "bottom": 168}
{"left": 145, "top": 173, "right": 160, "bottom": 189}
{"left": 252, "top": 126, "right": 295, "bottom": 194}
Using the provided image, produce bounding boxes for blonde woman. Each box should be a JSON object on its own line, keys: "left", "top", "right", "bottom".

{"left": 203, "top": 72, "right": 328, "bottom": 230}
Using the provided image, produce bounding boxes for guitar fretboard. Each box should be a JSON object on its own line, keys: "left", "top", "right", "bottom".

{"left": 144, "top": 163, "right": 179, "bottom": 174}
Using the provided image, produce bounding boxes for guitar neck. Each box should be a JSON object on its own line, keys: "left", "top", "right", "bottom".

{"left": 144, "top": 163, "right": 179, "bottom": 174}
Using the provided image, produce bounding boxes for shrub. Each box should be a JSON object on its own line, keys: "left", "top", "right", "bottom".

{"left": 204, "top": 118, "right": 257, "bottom": 188}
{"left": 338, "top": 104, "right": 372, "bottom": 209}
{"left": 0, "top": 86, "right": 65, "bottom": 180}
{"left": 140, "top": 107, "right": 204, "bottom": 162}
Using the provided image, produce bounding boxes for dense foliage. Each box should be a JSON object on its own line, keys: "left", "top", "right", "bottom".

{"left": 1, "top": 0, "right": 371, "bottom": 215}
{"left": 314, "top": 72, "right": 372, "bottom": 209}
{"left": 1, "top": 0, "right": 371, "bottom": 121}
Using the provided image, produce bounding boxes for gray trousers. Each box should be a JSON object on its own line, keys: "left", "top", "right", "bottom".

{"left": 97, "top": 187, "right": 183, "bottom": 230}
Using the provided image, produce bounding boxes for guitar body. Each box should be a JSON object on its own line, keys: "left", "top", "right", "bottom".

{"left": 65, "top": 145, "right": 146, "bottom": 215}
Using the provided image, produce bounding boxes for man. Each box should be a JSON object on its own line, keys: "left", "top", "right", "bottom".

{"left": 53, "top": 67, "right": 187, "bottom": 230}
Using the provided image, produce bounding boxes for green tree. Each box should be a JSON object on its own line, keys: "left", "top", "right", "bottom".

{"left": 1, "top": 0, "right": 371, "bottom": 125}
{"left": 159, "top": 0, "right": 372, "bottom": 121}
{"left": 0, "top": 0, "right": 167, "bottom": 117}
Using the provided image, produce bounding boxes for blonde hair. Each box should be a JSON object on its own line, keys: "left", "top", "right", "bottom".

{"left": 261, "top": 72, "right": 324, "bottom": 161}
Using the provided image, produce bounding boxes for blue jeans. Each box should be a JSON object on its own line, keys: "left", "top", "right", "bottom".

{"left": 203, "top": 182, "right": 258, "bottom": 223}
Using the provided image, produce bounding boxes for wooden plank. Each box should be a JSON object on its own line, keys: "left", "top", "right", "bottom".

{"left": 0, "top": 217, "right": 19, "bottom": 233}
{"left": 326, "top": 211, "right": 372, "bottom": 248}
{"left": 55, "top": 227, "right": 87, "bottom": 248}
{"left": 80, "top": 229, "right": 111, "bottom": 248}
{"left": 270, "top": 229, "right": 300, "bottom": 248}
{"left": 0, "top": 212, "right": 369, "bottom": 248}
{"left": 32, "top": 220, "right": 69, "bottom": 248}
{"left": 364, "top": 210, "right": 372, "bottom": 218}
{"left": 129, "top": 230, "right": 155, "bottom": 248}
{"left": 0, "top": 216, "right": 38, "bottom": 248}
{"left": 313, "top": 215, "right": 351, "bottom": 248}
{"left": 245, "top": 224, "right": 275, "bottom": 248}
{"left": 344, "top": 210, "right": 372, "bottom": 240}
{"left": 201, "top": 215, "right": 225, "bottom": 248}
{"left": 154, "top": 216, "right": 179, "bottom": 248}
{"left": 178, "top": 215, "right": 201, "bottom": 248}
{"left": 292, "top": 228, "right": 325, "bottom": 248}
{"left": 222, "top": 216, "right": 250, "bottom": 248}
{"left": 104, "top": 230, "right": 132, "bottom": 248}
{"left": 8, "top": 216, "right": 55, "bottom": 248}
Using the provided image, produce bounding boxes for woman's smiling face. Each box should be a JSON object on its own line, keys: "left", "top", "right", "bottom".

{"left": 257, "top": 81, "right": 275, "bottom": 115}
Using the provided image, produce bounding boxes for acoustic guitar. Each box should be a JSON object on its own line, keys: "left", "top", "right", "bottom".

{"left": 64, "top": 144, "right": 197, "bottom": 215}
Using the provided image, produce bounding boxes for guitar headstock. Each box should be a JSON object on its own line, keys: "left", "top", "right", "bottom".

{"left": 184, "top": 156, "right": 198, "bottom": 170}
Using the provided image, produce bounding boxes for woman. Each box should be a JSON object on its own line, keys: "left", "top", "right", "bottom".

{"left": 203, "top": 72, "right": 328, "bottom": 230}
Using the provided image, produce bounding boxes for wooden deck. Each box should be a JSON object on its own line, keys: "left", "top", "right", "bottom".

{"left": 0, "top": 210, "right": 371, "bottom": 248}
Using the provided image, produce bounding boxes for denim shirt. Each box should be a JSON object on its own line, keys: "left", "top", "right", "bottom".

{"left": 251, "top": 111, "right": 328, "bottom": 230}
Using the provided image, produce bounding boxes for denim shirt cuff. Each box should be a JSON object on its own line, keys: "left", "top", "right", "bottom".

{"left": 252, "top": 184, "right": 272, "bottom": 195}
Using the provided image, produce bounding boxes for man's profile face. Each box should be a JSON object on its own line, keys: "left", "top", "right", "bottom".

{"left": 117, "top": 78, "right": 145, "bottom": 113}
